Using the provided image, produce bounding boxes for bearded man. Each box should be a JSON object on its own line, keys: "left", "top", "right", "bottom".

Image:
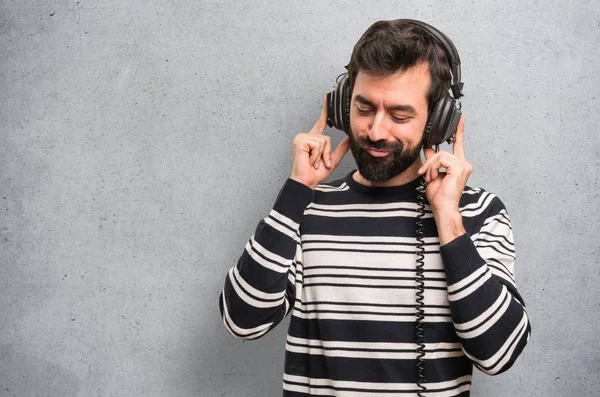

{"left": 218, "top": 19, "right": 531, "bottom": 397}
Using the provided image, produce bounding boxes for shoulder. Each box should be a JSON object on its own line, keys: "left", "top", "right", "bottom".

{"left": 460, "top": 185, "right": 510, "bottom": 222}
{"left": 306, "top": 176, "right": 356, "bottom": 207}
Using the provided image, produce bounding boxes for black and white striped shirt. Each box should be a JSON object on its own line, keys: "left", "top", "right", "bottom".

{"left": 219, "top": 172, "right": 531, "bottom": 396}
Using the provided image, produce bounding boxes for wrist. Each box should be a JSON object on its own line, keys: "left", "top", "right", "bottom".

{"left": 434, "top": 210, "right": 465, "bottom": 245}
{"left": 290, "top": 174, "right": 316, "bottom": 190}
{"left": 274, "top": 178, "right": 315, "bottom": 223}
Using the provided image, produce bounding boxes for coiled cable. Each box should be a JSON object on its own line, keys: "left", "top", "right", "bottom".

{"left": 415, "top": 177, "right": 428, "bottom": 396}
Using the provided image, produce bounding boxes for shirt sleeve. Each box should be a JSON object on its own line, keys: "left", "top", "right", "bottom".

{"left": 440, "top": 193, "right": 531, "bottom": 375}
{"left": 218, "top": 178, "right": 313, "bottom": 340}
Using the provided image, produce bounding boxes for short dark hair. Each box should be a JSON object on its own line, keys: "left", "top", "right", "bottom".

{"left": 346, "top": 19, "right": 452, "bottom": 111}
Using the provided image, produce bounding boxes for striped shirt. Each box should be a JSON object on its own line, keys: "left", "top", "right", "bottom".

{"left": 219, "top": 172, "right": 531, "bottom": 396}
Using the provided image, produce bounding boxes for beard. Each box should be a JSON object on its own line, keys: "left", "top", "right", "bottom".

{"left": 348, "top": 131, "right": 422, "bottom": 183}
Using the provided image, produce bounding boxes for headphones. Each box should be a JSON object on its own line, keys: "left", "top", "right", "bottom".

{"left": 326, "top": 19, "right": 464, "bottom": 147}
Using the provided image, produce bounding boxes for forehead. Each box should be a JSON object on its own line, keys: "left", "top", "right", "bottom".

{"left": 352, "top": 63, "right": 431, "bottom": 108}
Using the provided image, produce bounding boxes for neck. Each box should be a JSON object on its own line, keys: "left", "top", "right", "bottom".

{"left": 353, "top": 156, "right": 424, "bottom": 187}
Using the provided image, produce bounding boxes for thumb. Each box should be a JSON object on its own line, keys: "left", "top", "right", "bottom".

{"left": 330, "top": 137, "right": 350, "bottom": 168}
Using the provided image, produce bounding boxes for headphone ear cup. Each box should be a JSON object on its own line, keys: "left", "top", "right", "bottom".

{"left": 423, "top": 99, "right": 444, "bottom": 147}
{"left": 423, "top": 94, "right": 461, "bottom": 146}
{"left": 326, "top": 73, "right": 351, "bottom": 135}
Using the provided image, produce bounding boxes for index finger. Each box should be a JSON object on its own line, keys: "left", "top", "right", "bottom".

{"left": 308, "top": 96, "right": 328, "bottom": 135}
{"left": 452, "top": 117, "right": 466, "bottom": 160}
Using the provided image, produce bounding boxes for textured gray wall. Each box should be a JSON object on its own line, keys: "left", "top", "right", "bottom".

{"left": 1, "top": 0, "right": 599, "bottom": 396}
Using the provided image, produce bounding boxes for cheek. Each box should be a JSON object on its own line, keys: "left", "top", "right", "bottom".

{"left": 349, "top": 113, "right": 368, "bottom": 134}
{"left": 392, "top": 119, "right": 427, "bottom": 145}
{"left": 411, "top": 117, "right": 428, "bottom": 139}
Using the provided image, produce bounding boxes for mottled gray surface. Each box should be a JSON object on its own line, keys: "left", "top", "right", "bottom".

{"left": 1, "top": 0, "right": 599, "bottom": 396}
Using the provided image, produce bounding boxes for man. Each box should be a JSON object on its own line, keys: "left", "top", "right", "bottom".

{"left": 219, "top": 19, "right": 531, "bottom": 396}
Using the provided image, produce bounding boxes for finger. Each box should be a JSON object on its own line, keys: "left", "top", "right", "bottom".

{"left": 313, "top": 147, "right": 324, "bottom": 169}
{"left": 308, "top": 151, "right": 319, "bottom": 168}
{"left": 313, "top": 137, "right": 329, "bottom": 168}
{"left": 309, "top": 95, "right": 329, "bottom": 135}
{"left": 453, "top": 117, "right": 466, "bottom": 161}
{"left": 330, "top": 137, "right": 350, "bottom": 168}
{"left": 423, "top": 147, "right": 436, "bottom": 160}
{"left": 421, "top": 151, "right": 461, "bottom": 173}
{"left": 322, "top": 136, "right": 333, "bottom": 168}
{"left": 425, "top": 171, "right": 443, "bottom": 192}
{"left": 293, "top": 134, "right": 320, "bottom": 155}
{"left": 426, "top": 156, "right": 440, "bottom": 183}
{"left": 307, "top": 140, "right": 323, "bottom": 167}
{"left": 418, "top": 149, "right": 439, "bottom": 175}
{"left": 422, "top": 153, "right": 456, "bottom": 181}
{"left": 426, "top": 162, "right": 438, "bottom": 183}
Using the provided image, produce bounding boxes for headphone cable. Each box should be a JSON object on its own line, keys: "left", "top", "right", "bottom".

{"left": 415, "top": 177, "right": 428, "bottom": 396}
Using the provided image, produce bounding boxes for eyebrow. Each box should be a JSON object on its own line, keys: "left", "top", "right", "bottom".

{"left": 354, "top": 94, "right": 418, "bottom": 116}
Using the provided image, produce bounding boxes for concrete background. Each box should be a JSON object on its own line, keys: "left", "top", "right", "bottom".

{"left": 1, "top": 0, "right": 599, "bottom": 396}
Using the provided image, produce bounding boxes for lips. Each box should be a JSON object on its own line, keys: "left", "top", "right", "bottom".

{"left": 364, "top": 147, "right": 391, "bottom": 158}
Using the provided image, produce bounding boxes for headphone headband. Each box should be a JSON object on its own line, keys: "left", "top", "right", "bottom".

{"left": 399, "top": 19, "right": 463, "bottom": 99}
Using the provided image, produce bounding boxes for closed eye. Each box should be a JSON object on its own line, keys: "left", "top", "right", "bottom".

{"left": 356, "top": 106, "right": 373, "bottom": 115}
{"left": 391, "top": 115, "right": 410, "bottom": 123}
{"left": 356, "top": 105, "right": 411, "bottom": 123}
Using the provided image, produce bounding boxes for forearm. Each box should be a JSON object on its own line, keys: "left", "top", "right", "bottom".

{"left": 219, "top": 179, "right": 313, "bottom": 339}
{"left": 441, "top": 234, "right": 531, "bottom": 374}
{"left": 434, "top": 210, "right": 466, "bottom": 245}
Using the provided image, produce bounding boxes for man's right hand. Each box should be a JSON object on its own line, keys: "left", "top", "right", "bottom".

{"left": 290, "top": 97, "right": 350, "bottom": 190}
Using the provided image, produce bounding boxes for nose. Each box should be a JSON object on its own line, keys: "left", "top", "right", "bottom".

{"left": 367, "top": 112, "right": 390, "bottom": 142}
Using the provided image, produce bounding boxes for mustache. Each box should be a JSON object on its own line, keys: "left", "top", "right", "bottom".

{"left": 356, "top": 136, "right": 403, "bottom": 152}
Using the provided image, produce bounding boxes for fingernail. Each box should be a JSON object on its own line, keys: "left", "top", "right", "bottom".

{"left": 327, "top": 159, "right": 332, "bottom": 167}
{"left": 315, "top": 160, "right": 320, "bottom": 168}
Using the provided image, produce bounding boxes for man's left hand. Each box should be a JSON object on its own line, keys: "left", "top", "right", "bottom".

{"left": 417, "top": 117, "right": 471, "bottom": 244}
